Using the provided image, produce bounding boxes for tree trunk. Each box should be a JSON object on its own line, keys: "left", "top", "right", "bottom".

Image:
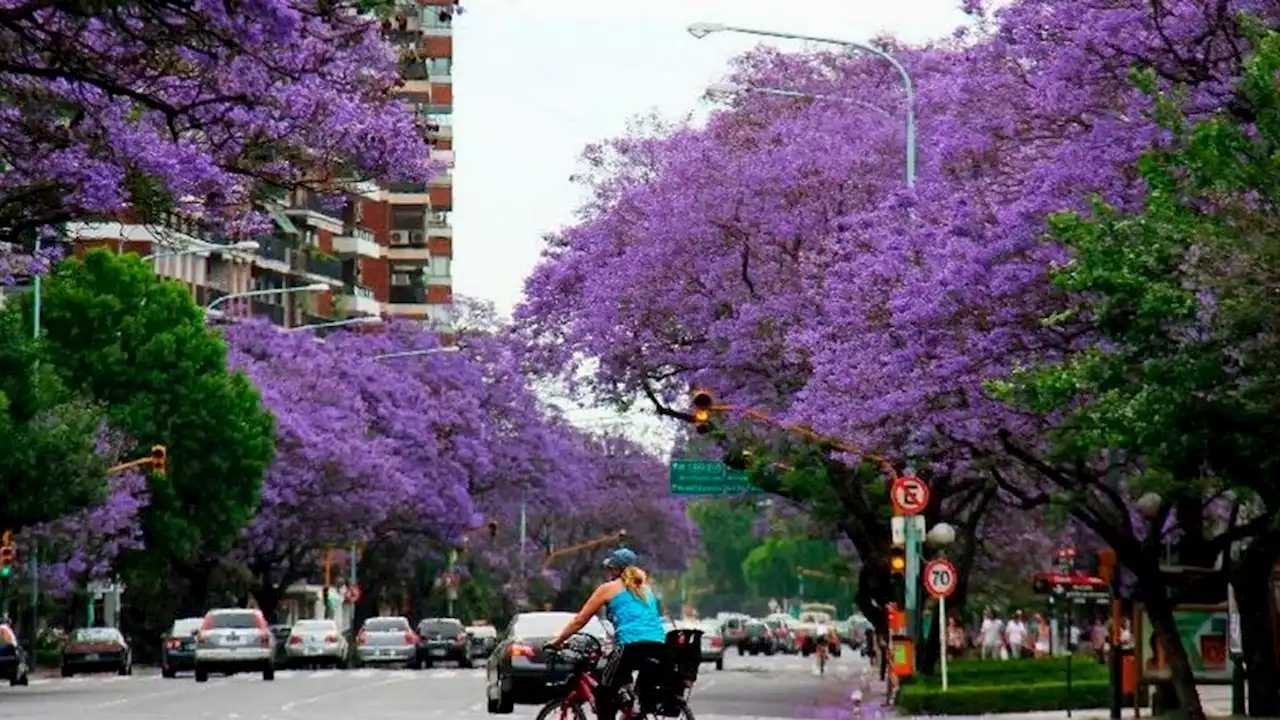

{"left": 1142, "top": 571, "right": 1208, "bottom": 720}
{"left": 1236, "top": 538, "right": 1280, "bottom": 717}
{"left": 252, "top": 584, "right": 284, "bottom": 625}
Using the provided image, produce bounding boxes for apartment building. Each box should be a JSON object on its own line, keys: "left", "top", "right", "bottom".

{"left": 33, "top": 0, "right": 457, "bottom": 330}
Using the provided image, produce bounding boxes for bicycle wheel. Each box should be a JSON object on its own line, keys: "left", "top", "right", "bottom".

{"left": 535, "top": 699, "right": 588, "bottom": 720}
{"left": 648, "top": 699, "right": 697, "bottom": 720}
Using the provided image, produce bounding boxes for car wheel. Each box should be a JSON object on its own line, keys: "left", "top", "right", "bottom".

{"left": 263, "top": 665, "right": 275, "bottom": 681}
{"left": 460, "top": 657, "right": 473, "bottom": 669}
{"left": 715, "top": 658, "right": 724, "bottom": 671}
{"left": 195, "top": 667, "right": 209, "bottom": 683}
{"left": 162, "top": 666, "right": 176, "bottom": 679}
{"left": 422, "top": 660, "right": 434, "bottom": 669}
{"left": 737, "top": 646, "right": 744, "bottom": 656}
{"left": 60, "top": 666, "right": 73, "bottom": 678}
{"left": 336, "top": 658, "right": 348, "bottom": 670}
{"left": 496, "top": 686, "right": 515, "bottom": 714}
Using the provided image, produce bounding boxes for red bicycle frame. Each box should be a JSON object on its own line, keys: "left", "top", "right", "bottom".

{"left": 555, "top": 665, "right": 641, "bottom": 720}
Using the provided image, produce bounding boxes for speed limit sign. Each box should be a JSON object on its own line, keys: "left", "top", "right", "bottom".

{"left": 923, "top": 559, "right": 958, "bottom": 598}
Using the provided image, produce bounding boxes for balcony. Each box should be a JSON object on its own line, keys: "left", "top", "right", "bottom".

{"left": 333, "top": 227, "right": 381, "bottom": 258}
{"left": 397, "top": 79, "right": 432, "bottom": 100}
{"left": 388, "top": 286, "right": 425, "bottom": 305}
{"left": 389, "top": 183, "right": 428, "bottom": 194}
{"left": 341, "top": 284, "right": 380, "bottom": 315}
{"left": 251, "top": 300, "right": 287, "bottom": 326}
{"left": 285, "top": 193, "right": 344, "bottom": 233}
{"left": 305, "top": 253, "right": 343, "bottom": 281}
{"left": 255, "top": 235, "right": 290, "bottom": 264}
{"left": 426, "top": 214, "right": 452, "bottom": 238}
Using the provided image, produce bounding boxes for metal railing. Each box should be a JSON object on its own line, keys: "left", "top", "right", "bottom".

{"left": 251, "top": 300, "right": 286, "bottom": 326}
{"left": 347, "top": 284, "right": 376, "bottom": 300}
{"left": 256, "top": 235, "right": 290, "bottom": 263}
{"left": 305, "top": 254, "right": 343, "bottom": 280}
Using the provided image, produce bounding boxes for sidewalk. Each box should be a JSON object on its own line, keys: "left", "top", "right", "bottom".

{"left": 892, "top": 685, "right": 1235, "bottom": 719}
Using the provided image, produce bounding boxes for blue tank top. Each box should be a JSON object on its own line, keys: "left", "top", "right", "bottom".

{"left": 605, "top": 587, "right": 666, "bottom": 645}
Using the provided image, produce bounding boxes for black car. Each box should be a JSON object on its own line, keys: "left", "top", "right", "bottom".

{"left": 0, "top": 625, "right": 29, "bottom": 687}
{"left": 160, "top": 617, "right": 202, "bottom": 678}
{"left": 739, "top": 621, "right": 775, "bottom": 656}
{"left": 485, "top": 611, "right": 612, "bottom": 713}
{"left": 61, "top": 627, "right": 132, "bottom": 677}
{"left": 416, "top": 618, "right": 470, "bottom": 668}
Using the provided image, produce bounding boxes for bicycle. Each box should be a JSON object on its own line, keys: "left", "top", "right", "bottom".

{"left": 814, "top": 638, "right": 828, "bottom": 676}
{"left": 536, "top": 632, "right": 699, "bottom": 720}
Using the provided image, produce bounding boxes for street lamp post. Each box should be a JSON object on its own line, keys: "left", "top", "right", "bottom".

{"left": 925, "top": 522, "right": 956, "bottom": 691}
{"left": 284, "top": 316, "right": 381, "bottom": 333}
{"left": 371, "top": 347, "right": 461, "bottom": 361}
{"left": 688, "top": 22, "right": 917, "bottom": 187}
{"left": 143, "top": 240, "right": 260, "bottom": 262}
{"left": 705, "top": 82, "right": 892, "bottom": 118}
{"left": 205, "top": 283, "right": 330, "bottom": 313}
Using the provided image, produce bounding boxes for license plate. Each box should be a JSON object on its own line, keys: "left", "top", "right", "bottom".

{"left": 85, "top": 654, "right": 99, "bottom": 662}
{"left": 379, "top": 649, "right": 392, "bottom": 657}
{"left": 430, "top": 649, "right": 446, "bottom": 657}
{"left": 306, "top": 648, "right": 321, "bottom": 656}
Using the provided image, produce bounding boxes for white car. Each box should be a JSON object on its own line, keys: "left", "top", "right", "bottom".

{"left": 194, "top": 608, "right": 276, "bottom": 682}
{"left": 284, "top": 619, "right": 348, "bottom": 669}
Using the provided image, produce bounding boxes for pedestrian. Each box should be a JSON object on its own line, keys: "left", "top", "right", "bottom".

{"left": 1004, "top": 611, "right": 1028, "bottom": 659}
{"left": 946, "top": 617, "right": 966, "bottom": 659}
{"left": 1032, "top": 613, "right": 1050, "bottom": 657}
{"left": 979, "top": 609, "right": 1003, "bottom": 660}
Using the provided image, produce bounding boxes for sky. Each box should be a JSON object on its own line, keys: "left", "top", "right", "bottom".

{"left": 448, "top": 0, "right": 974, "bottom": 443}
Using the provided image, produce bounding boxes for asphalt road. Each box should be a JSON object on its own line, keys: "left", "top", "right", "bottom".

{"left": 0, "top": 652, "right": 874, "bottom": 720}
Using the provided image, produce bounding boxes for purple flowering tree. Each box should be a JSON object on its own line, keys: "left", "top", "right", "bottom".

{"left": 0, "top": 0, "right": 435, "bottom": 281}
{"left": 10, "top": 430, "right": 149, "bottom": 598}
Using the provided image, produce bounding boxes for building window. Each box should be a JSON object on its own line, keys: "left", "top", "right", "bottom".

{"left": 428, "top": 58, "right": 452, "bottom": 77}
{"left": 420, "top": 8, "right": 453, "bottom": 28}
{"left": 430, "top": 257, "right": 451, "bottom": 278}
{"left": 391, "top": 207, "right": 427, "bottom": 231}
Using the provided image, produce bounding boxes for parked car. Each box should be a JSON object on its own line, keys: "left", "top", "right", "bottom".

{"left": 356, "top": 616, "right": 417, "bottom": 667}
{"left": 485, "top": 611, "right": 613, "bottom": 712}
{"left": 0, "top": 624, "right": 29, "bottom": 687}
{"left": 61, "top": 627, "right": 132, "bottom": 677}
{"left": 415, "top": 618, "right": 469, "bottom": 668}
{"left": 284, "top": 618, "right": 348, "bottom": 669}
{"left": 194, "top": 608, "right": 276, "bottom": 682}
{"left": 739, "top": 621, "right": 776, "bottom": 656}
{"left": 698, "top": 618, "right": 724, "bottom": 671}
{"left": 160, "top": 617, "right": 202, "bottom": 678}
{"left": 466, "top": 624, "right": 498, "bottom": 660}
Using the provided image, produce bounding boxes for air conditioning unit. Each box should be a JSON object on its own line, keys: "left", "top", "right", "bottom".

{"left": 410, "top": 231, "right": 425, "bottom": 245}
{"left": 391, "top": 273, "right": 411, "bottom": 286}
{"left": 390, "top": 231, "right": 409, "bottom": 246}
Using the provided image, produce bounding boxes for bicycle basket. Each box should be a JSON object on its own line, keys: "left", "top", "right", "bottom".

{"left": 555, "top": 633, "right": 603, "bottom": 671}
{"left": 663, "top": 628, "right": 703, "bottom": 684}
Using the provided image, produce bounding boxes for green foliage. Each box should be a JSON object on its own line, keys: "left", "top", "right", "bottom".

{"left": 15, "top": 250, "right": 275, "bottom": 562}
{"left": 0, "top": 307, "right": 112, "bottom": 529}
{"left": 688, "top": 501, "right": 757, "bottom": 597}
{"left": 906, "top": 656, "right": 1108, "bottom": 686}
{"left": 898, "top": 679, "right": 1110, "bottom": 715}
{"left": 995, "top": 27, "right": 1280, "bottom": 502}
{"left": 741, "top": 530, "right": 856, "bottom": 609}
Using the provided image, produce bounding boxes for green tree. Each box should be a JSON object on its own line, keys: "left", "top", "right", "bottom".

{"left": 741, "top": 532, "right": 856, "bottom": 613}
{"left": 994, "top": 27, "right": 1280, "bottom": 717}
{"left": 0, "top": 309, "right": 112, "bottom": 529}
{"left": 15, "top": 250, "right": 274, "bottom": 609}
{"left": 688, "top": 500, "right": 759, "bottom": 612}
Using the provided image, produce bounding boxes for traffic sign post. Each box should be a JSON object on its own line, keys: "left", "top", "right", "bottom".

{"left": 891, "top": 475, "right": 929, "bottom": 676}
{"left": 924, "top": 558, "right": 957, "bottom": 692}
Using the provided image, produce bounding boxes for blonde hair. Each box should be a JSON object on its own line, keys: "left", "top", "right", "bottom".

{"left": 620, "top": 566, "right": 648, "bottom": 599}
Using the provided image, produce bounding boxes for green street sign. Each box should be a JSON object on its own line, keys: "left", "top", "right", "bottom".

{"left": 668, "top": 459, "right": 760, "bottom": 496}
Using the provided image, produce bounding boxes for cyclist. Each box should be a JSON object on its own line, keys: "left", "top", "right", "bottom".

{"left": 813, "top": 621, "right": 832, "bottom": 674}
{"left": 548, "top": 548, "right": 667, "bottom": 720}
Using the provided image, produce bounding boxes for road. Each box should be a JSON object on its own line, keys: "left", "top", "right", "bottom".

{"left": 0, "top": 652, "right": 874, "bottom": 720}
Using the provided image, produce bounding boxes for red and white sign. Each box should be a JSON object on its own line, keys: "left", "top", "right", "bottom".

{"left": 891, "top": 476, "right": 930, "bottom": 516}
{"left": 923, "top": 559, "right": 958, "bottom": 598}
{"left": 345, "top": 584, "right": 362, "bottom": 603}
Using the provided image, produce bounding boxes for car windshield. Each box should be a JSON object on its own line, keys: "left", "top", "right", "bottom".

{"left": 170, "top": 619, "right": 202, "bottom": 636}
{"left": 72, "top": 628, "right": 121, "bottom": 643}
{"left": 514, "top": 613, "right": 610, "bottom": 639}
{"left": 363, "top": 618, "right": 409, "bottom": 632}
{"left": 207, "top": 611, "right": 260, "bottom": 629}
{"left": 293, "top": 620, "right": 336, "bottom": 632}
{"left": 419, "top": 620, "right": 464, "bottom": 636}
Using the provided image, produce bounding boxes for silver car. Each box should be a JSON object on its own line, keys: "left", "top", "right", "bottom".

{"left": 285, "top": 619, "right": 348, "bottom": 669}
{"left": 356, "top": 616, "right": 416, "bottom": 666}
{"left": 193, "top": 608, "right": 276, "bottom": 682}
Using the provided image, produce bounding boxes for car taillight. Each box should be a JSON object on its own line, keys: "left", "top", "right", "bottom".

{"left": 357, "top": 632, "right": 368, "bottom": 645}
{"left": 165, "top": 639, "right": 180, "bottom": 650}
{"left": 711, "top": 636, "right": 723, "bottom": 648}
{"left": 405, "top": 632, "right": 418, "bottom": 644}
{"left": 510, "top": 643, "right": 535, "bottom": 659}
{"left": 259, "top": 631, "right": 271, "bottom": 647}
{"left": 455, "top": 633, "right": 466, "bottom": 643}
{"left": 289, "top": 636, "right": 303, "bottom": 646}
{"left": 325, "top": 633, "right": 339, "bottom": 643}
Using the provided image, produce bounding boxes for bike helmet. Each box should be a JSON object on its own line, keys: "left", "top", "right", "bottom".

{"left": 603, "top": 548, "right": 638, "bottom": 568}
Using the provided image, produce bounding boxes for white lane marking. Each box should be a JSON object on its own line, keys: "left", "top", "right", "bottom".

{"left": 307, "top": 670, "right": 336, "bottom": 680}
{"left": 280, "top": 674, "right": 411, "bottom": 712}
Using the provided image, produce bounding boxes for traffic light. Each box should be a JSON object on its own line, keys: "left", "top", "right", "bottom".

{"left": 690, "top": 389, "right": 714, "bottom": 435}
{"left": 150, "top": 445, "right": 167, "bottom": 476}
{"left": 1, "top": 531, "right": 15, "bottom": 579}
{"left": 487, "top": 520, "right": 498, "bottom": 540}
{"left": 889, "top": 547, "right": 906, "bottom": 576}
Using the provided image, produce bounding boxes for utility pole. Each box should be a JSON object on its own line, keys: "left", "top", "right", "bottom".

{"left": 445, "top": 548, "right": 458, "bottom": 618}
{"left": 518, "top": 491, "right": 527, "bottom": 579}
{"left": 29, "top": 239, "right": 41, "bottom": 651}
